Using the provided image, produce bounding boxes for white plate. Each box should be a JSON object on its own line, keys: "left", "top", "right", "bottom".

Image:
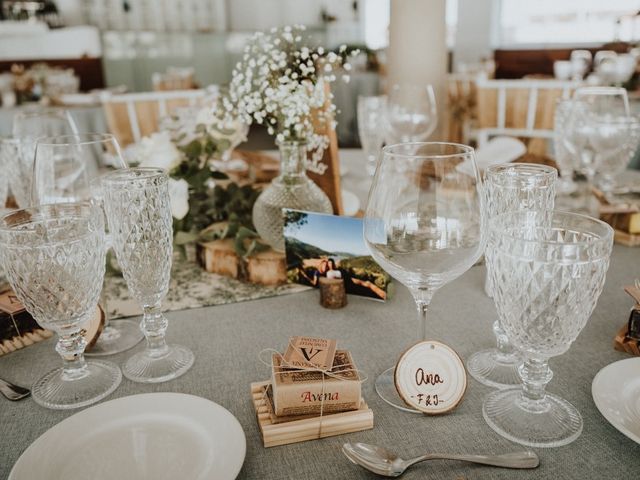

{"left": 341, "top": 189, "right": 360, "bottom": 216}
{"left": 10, "top": 393, "right": 246, "bottom": 480}
{"left": 592, "top": 357, "right": 640, "bottom": 444}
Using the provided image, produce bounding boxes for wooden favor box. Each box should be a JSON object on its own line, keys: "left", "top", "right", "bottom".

{"left": 196, "top": 239, "right": 287, "bottom": 286}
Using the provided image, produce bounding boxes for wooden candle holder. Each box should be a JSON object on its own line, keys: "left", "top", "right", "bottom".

{"left": 319, "top": 277, "right": 347, "bottom": 309}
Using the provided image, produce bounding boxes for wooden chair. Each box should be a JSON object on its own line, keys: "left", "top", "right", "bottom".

{"left": 473, "top": 79, "right": 580, "bottom": 155}
{"left": 445, "top": 72, "right": 481, "bottom": 144}
{"left": 101, "top": 89, "right": 207, "bottom": 146}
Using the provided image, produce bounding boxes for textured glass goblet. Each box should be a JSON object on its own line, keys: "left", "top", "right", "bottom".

{"left": 469, "top": 163, "right": 557, "bottom": 389}
{"left": 484, "top": 210, "right": 613, "bottom": 447}
{"left": 102, "top": 168, "right": 194, "bottom": 383}
{"left": 32, "top": 133, "right": 144, "bottom": 356}
{"left": 0, "top": 203, "right": 121, "bottom": 409}
{"left": 364, "top": 142, "right": 485, "bottom": 412}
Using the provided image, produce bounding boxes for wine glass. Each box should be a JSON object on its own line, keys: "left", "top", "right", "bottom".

{"left": 386, "top": 84, "right": 438, "bottom": 144}
{"left": 357, "top": 95, "right": 387, "bottom": 176}
{"left": 468, "top": 163, "right": 557, "bottom": 389}
{"left": 7, "top": 108, "right": 78, "bottom": 208}
{"left": 0, "top": 202, "right": 121, "bottom": 409}
{"left": 102, "top": 167, "right": 194, "bottom": 383}
{"left": 563, "top": 87, "right": 631, "bottom": 213}
{"left": 0, "top": 137, "right": 10, "bottom": 211}
{"left": 591, "top": 115, "right": 640, "bottom": 192}
{"left": 31, "top": 133, "right": 144, "bottom": 356}
{"left": 483, "top": 210, "right": 613, "bottom": 447}
{"left": 553, "top": 99, "right": 579, "bottom": 195}
{"left": 363, "top": 142, "right": 485, "bottom": 412}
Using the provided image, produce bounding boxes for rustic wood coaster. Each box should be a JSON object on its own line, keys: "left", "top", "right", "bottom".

{"left": 251, "top": 381, "right": 373, "bottom": 447}
{"left": 394, "top": 341, "right": 467, "bottom": 415}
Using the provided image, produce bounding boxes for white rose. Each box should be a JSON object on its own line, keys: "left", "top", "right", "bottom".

{"left": 168, "top": 178, "right": 189, "bottom": 220}
{"left": 138, "top": 131, "right": 182, "bottom": 172}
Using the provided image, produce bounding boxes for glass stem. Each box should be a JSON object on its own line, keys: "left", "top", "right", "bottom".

{"left": 141, "top": 303, "right": 169, "bottom": 357}
{"left": 417, "top": 301, "right": 429, "bottom": 341}
{"left": 366, "top": 152, "right": 377, "bottom": 176}
{"left": 56, "top": 330, "right": 89, "bottom": 380}
{"left": 493, "top": 320, "right": 514, "bottom": 356}
{"left": 100, "top": 281, "right": 111, "bottom": 329}
{"left": 412, "top": 288, "right": 434, "bottom": 342}
{"left": 518, "top": 357, "right": 553, "bottom": 412}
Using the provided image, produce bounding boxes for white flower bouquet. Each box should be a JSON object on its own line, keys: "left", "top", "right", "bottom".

{"left": 229, "top": 25, "right": 353, "bottom": 173}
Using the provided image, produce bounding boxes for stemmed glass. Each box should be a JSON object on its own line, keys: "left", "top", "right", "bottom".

{"left": 357, "top": 95, "right": 387, "bottom": 176}
{"left": 31, "top": 133, "right": 144, "bottom": 356}
{"left": 102, "top": 167, "right": 194, "bottom": 383}
{"left": 363, "top": 142, "right": 485, "bottom": 412}
{"left": 386, "top": 84, "right": 438, "bottom": 144}
{"left": 0, "top": 203, "right": 121, "bottom": 409}
{"left": 468, "top": 163, "right": 557, "bottom": 389}
{"left": 563, "top": 87, "right": 631, "bottom": 212}
{"left": 7, "top": 108, "right": 78, "bottom": 208}
{"left": 484, "top": 210, "right": 613, "bottom": 447}
{"left": 553, "top": 99, "right": 579, "bottom": 195}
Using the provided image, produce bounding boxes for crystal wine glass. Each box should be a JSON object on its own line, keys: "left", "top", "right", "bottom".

{"left": 7, "top": 108, "right": 78, "bottom": 208}
{"left": 484, "top": 210, "right": 613, "bottom": 447}
{"left": 357, "top": 95, "right": 387, "bottom": 176}
{"left": 386, "top": 84, "right": 438, "bottom": 144}
{"left": 31, "top": 133, "right": 144, "bottom": 356}
{"left": 563, "top": 87, "right": 630, "bottom": 213}
{"left": 102, "top": 167, "right": 194, "bottom": 383}
{"left": 469, "top": 163, "right": 557, "bottom": 389}
{"left": 363, "top": 142, "right": 485, "bottom": 412}
{"left": 591, "top": 115, "right": 640, "bottom": 192}
{"left": 0, "top": 202, "right": 121, "bottom": 409}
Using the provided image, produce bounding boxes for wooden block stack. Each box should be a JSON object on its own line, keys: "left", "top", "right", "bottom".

{"left": 251, "top": 381, "right": 373, "bottom": 447}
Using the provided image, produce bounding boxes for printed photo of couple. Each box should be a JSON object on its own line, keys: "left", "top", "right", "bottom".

{"left": 283, "top": 210, "right": 391, "bottom": 301}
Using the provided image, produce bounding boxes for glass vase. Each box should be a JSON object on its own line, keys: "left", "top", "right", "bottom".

{"left": 252, "top": 140, "right": 333, "bottom": 251}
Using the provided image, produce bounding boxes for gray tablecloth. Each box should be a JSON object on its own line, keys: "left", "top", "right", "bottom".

{"left": 1, "top": 150, "right": 639, "bottom": 479}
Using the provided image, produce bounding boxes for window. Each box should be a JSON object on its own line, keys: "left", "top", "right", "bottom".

{"left": 498, "top": 0, "right": 640, "bottom": 45}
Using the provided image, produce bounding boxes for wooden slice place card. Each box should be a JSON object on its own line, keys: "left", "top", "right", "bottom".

{"left": 394, "top": 341, "right": 467, "bottom": 415}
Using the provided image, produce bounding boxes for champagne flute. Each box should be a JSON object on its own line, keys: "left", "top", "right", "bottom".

{"left": 357, "top": 95, "right": 387, "bottom": 176}
{"left": 31, "top": 133, "right": 144, "bottom": 356}
{"left": 364, "top": 142, "right": 485, "bottom": 412}
{"left": 102, "top": 168, "right": 194, "bottom": 383}
{"left": 386, "top": 84, "right": 438, "bottom": 144}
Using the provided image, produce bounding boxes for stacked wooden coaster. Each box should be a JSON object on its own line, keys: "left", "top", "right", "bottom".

{"left": 251, "top": 336, "right": 373, "bottom": 447}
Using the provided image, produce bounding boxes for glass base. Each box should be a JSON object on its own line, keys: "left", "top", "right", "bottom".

{"left": 85, "top": 319, "right": 144, "bottom": 357}
{"left": 123, "top": 344, "right": 194, "bottom": 384}
{"left": 375, "top": 367, "right": 422, "bottom": 414}
{"left": 467, "top": 348, "right": 522, "bottom": 389}
{"left": 32, "top": 361, "right": 122, "bottom": 410}
{"left": 483, "top": 388, "right": 583, "bottom": 448}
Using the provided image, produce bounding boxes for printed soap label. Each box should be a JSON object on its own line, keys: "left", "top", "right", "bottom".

{"left": 283, "top": 336, "right": 337, "bottom": 371}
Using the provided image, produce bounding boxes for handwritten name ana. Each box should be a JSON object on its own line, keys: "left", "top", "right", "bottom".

{"left": 415, "top": 368, "right": 444, "bottom": 386}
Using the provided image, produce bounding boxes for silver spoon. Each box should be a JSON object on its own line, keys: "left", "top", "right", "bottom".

{"left": 342, "top": 442, "right": 539, "bottom": 477}
{"left": 0, "top": 377, "right": 31, "bottom": 401}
